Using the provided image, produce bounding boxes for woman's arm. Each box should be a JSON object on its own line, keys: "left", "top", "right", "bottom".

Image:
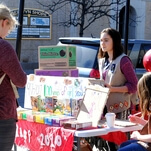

{"left": 138, "top": 134, "right": 151, "bottom": 143}
{"left": 120, "top": 56, "right": 138, "bottom": 93}
{"left": 0, "top": 40, "right": 27, "bottom": 87}
{"left": 105, "top": 83, "right": 128, "bottom": 92}
{"left": 131, "top": 131, "right": 151, "bottom": 143}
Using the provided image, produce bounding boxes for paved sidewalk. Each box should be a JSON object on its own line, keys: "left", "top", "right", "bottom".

{"left": 12, "top": 144, "right": 29, "bottom": 151}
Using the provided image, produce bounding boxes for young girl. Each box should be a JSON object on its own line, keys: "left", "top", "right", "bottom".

{"left": 118, "top": 72, "right": 151, "bottom": 151}
{"left": 0, "top": 3, "right": 27, "bottom": 151}
{"left": 98, "top": 28, "right": 138, "bottom": 150}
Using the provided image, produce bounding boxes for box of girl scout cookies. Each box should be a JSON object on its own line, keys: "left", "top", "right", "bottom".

{"left": 34, "top": 68, "right": 79, "bottom": 77}
{"left": 38, "top": 45, "right": 76, "bottom": 69}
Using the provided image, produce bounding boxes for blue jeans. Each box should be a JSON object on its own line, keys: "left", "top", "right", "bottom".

{"left": 118, "top": 140, "right": 147, "bottom": 151}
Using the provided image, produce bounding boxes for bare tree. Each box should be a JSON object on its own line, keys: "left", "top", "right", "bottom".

{"left": 35, "top": 0, "right": 125, "bottom": 37}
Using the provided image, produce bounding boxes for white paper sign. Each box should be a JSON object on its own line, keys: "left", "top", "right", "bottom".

{"left": 24, "top": 75, "right": 90, "bottom": 109}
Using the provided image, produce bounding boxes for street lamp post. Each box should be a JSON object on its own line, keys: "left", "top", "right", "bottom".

{"left": 15, "top": 0, "right": 25, "bottom": 61}
{"left": 124, "top": 0, "right": 130, "bottom": 55}
{"left": 116, "top": 0, "right": 119, "bottom": 30}
{"left": 14, "top": 1, "right": 25, "bottom": 150}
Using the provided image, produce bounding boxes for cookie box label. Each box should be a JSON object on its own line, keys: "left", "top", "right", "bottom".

{"left": 38, "top": 45, "right": 76, "bottom": 69}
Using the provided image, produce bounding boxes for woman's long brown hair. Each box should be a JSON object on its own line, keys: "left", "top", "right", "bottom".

{"left": 138, "top": 72, "right": 151, "bottom": 117}
{"left": 98, "top": 28, "right": 124, "bottom": 60}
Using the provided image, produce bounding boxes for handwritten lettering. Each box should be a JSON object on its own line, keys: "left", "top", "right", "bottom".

{"left": 75, "top": 90, "right": 83, "bottom": 97}
{"left": 53, "top": 91, "right": 60, "bottom": 96}
{"left": 26, "top": 83, "right": 42, "bottom": 96}
{"left": 67, "top": 90, "right": 73, "bottom": 97}
{"left": 44, "top": 85, "right": 52, "bottom": 96}
{"left": 61, "top": 86, "right": 67, "bottom": 96}
{"left": 37, "top": 132, "right": 62, "bottom": 148}
{"left": 16, "top": 125, "right": 31, "bottom": 144}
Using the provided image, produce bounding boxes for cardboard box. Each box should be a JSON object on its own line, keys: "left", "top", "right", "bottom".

{"left": 53, "top": 98, "right": 80, "bottom": 116}
{"left": 26, "top": 111, "right": 42, "bottom": 122}
{"left": 53, "top": 98, "right": 71, "bottom": 115}
{"left": 34, "top": 112, "right": 51, "bottom": 124}
{"left": 76, "top": 85, "right": 109, "bottom": 127}
{"left": 63, "top": 85, "right": 109, "bottom": 128}
{"left": 63, "top": 120, "right": 92, "bottom": 130}
{"left": 17, "top": 109, "right": 32, "bottom": 120}
{"left": 70, "top": 99, "right": 82, "bottom": 117}
{"left": 38, "top": 45, "right": 76, "bottom": 69}
{"left": 30, "top": 96, "right": 57, "bottom": 113}
{"left": 52, "top": 116, "right": 76, "bottom": 127}
{"left": 17, "top": 110, "right": 28, "bottom": 120}
{"left": 44, "top": 116, "right": 54, "bottom": 126}
{"left": 34, "top": 68, "right": 79, "bottom": 77}
{"left": 30, "top": 95, "right": 78, "bottom": 116}
{"left": 22, "top": 111, "right": 31, "bottom": 120}
{"left": 26, "top": 113, "right": 35, "bottom": 122}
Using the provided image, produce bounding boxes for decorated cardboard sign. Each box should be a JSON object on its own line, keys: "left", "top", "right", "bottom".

{"left": 24, "top": 75, "right": 90, "bottom": 112}
{"left": 77, "top": 85, "right": 109, "bottom": 126}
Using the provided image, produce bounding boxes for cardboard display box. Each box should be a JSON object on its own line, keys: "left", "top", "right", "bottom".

{"left": 38, "top": 45, "right": 76, "bottom": 69}
{"left": 34, "top": 68, "right": 79, "bottom": 77}
{"left": 77, "top": 85, "right": 109, "bottom": 127}
{"left": 63, "top": 85, "right": 110, "bottom": 129}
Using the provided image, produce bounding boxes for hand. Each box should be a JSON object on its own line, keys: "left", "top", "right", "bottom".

{"left": 104, "top": 83, "right": 112, "bottom": 91}
{"left": 131, "top": 131, "right": 140, "bottom": 140}
{"left": 128, "top": 114, "right": 141, "bottom": 124}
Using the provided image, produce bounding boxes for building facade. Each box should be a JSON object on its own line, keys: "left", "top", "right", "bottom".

{"left": 2, "top": 0, "right": 151, "bottom": 63}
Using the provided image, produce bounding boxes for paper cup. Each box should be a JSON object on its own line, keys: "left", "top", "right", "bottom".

{"left": 105, "top": 113, "right": 116, "bottom": 127}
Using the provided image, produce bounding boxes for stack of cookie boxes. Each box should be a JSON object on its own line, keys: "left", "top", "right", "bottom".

{"left": 17, "top": 108, "right": 76, "bottom": 127}
{"left": 31, "top": 45, "right": 79, "bottom": 126}
{"left": 35, "top": 45, "right": 78, "bottom": 77}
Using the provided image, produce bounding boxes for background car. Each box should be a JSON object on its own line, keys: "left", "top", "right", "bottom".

{"left": 58, "top": 37, "right": 151, "bottom": 79}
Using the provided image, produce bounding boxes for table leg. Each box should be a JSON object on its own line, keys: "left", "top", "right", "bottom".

{"left": 14, "top": 143, "right": 17, "bottom": 151}
{"left": 77, "top": 137, "right": 81, "bottom": 151}
{"left": 74, "top": 136, "right": 81, "bottom": 151}
{"left": 127, "top": 132, "right": 130, "bottom": 140}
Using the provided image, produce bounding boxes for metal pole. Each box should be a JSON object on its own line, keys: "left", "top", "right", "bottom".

{"left": 15, "top": 1, "right": 25, "bottom": 127}
{"left": 16, "top": 0, "right": 25, "bottom": 60}
{"left": 116, "top": 0, "right": 118, "bottom": 30}
{"left": 124, "top": 0, "right": 130, "bottom": 55}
